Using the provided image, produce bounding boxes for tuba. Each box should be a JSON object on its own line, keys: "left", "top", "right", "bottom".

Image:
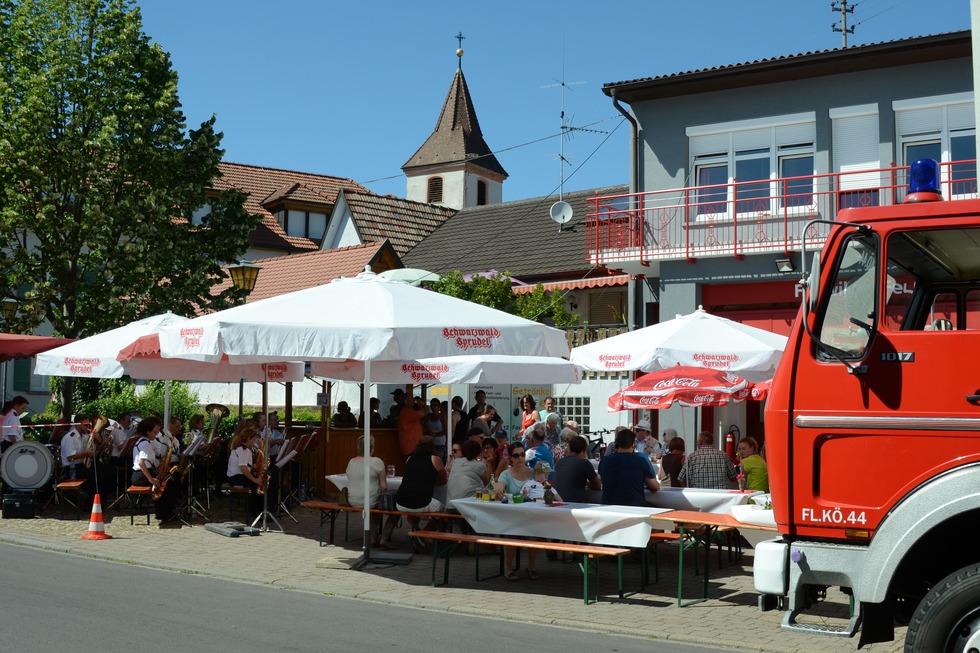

{"left": 204, "top": 403, "right": 229, "bottom": 444}
{"left": 84, "top": 414, "right": 109, "bottom": 468}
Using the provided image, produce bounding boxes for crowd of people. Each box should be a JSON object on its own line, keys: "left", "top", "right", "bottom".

{"left": 0, "top": 401, "right": 308, "bottom": 525}
{"left": 339, "top": 387, "right": 771, "bottom": 576}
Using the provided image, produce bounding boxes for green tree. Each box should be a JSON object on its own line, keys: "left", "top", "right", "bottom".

{"left": 0, "top": 0, "right": 260, "bottom": 416}
{"left": 430, "top": 271, "right": 579, "bottom": 327}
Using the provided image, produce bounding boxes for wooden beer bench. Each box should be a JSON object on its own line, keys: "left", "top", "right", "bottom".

{"left": 55, "top": 479, "right": 87, "bottom": 520}
{"left": 408, "top": 530, "right": 631, "bottom": 605}
{"left": 300, "top": 500, "right": 462, "bottom": 546}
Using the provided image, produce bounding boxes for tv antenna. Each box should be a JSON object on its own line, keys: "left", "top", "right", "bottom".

{"left": 542, "top": 36, "right": 598, "bottom": 233}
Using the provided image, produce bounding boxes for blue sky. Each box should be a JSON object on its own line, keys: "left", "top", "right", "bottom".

{"left": 136, "top": 0, "right": 971, "bottom": 203}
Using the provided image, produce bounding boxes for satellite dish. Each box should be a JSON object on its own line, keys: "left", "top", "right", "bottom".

{"left": 550, "top": 200, "right": 573, "bottom": 225}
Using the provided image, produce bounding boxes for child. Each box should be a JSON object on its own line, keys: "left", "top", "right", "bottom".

{"left": 523, "top": 462, "right": 562, "bottom": 501}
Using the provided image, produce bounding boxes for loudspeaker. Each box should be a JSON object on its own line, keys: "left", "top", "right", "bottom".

{"left": 3, "top": 492, "right": 35, "bottom": 519}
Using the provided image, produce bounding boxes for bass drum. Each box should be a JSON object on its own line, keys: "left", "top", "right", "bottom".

{"left": 1, "top": 440, "right": 55, "bottom": 490}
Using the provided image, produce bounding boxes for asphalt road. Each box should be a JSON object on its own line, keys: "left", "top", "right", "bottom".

{"left": 0, "top": 543, "right": 745, "bottom": 653}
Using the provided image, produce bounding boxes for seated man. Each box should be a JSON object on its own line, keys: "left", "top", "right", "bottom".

{"left": 598, "top": 428, "right": 659, "bottom": 506}
{"left": 677, "top": 431, "right": 738, "bottom": 489}
{"left": 525, "top": 427, "right": 554, "bottom": 481}
{"left": 553, "top": 434, "right": 601, "bottom": 503}
{"left": 59, "top": 415, "right": 97, "bottom": 504}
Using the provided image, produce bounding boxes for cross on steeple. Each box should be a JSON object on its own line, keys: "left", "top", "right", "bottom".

{"left": 455, "top": 31, "right": 465, "bottom": 70}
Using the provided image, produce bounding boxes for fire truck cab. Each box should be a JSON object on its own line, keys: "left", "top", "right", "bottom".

{"left": 755, "top": 159, "right": 980, "bottom": 651}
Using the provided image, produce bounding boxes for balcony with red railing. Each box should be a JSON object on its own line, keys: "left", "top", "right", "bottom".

{"left": 586, "top": 160, "right": 978, "bottom": 270}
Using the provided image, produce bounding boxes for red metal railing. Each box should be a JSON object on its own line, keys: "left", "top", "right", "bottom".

{"left": 586, "top": 160, "right": 978, "bottom": 265}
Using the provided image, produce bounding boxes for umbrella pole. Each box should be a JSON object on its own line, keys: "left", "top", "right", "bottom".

{"left": 252, "top": 364, "right": 282, "bottom": 533}
{"left": 354, "top": 362, "right": 412, "bottom": 569}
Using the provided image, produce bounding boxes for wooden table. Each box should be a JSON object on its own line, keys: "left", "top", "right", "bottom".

{"left": 650, "top": 509, "right": 780, "bottom": 607}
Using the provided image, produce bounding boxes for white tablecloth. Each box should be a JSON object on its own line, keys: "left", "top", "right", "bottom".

{"left": 583, "top": 486, "right": 761, "bottom": 513}
{"left": 325, "top": 474, "right": 449, "bottom": 506}
{"left": 450, "top": 497, "right": 671, "bottom": 548}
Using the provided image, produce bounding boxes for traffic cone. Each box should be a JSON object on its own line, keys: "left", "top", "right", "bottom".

{"left": 80, "top": 494, "right": 113, "bottom": 540}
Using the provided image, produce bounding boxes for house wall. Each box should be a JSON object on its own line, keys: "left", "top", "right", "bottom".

{"left": 632, "top": 57, "right": 973, "bottom": 194}
{"left": 625, "top": 55, "right": 974, "bottom": 448}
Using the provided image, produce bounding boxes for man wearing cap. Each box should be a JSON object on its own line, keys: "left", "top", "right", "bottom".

{"left": 598, "top": 428, "right": 660, "bottom": 506}
{"left": 525, "top": 427, "right": 554, "bottom": 481}
{"left": 633, "top": 419, "right": 654, "bottom": 456}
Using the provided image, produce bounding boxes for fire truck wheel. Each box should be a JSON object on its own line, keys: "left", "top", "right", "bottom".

{"left": 905, "top": 563, "right": 980, "bottom": 653}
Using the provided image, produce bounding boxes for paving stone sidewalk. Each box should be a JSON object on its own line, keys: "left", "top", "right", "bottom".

{"left": 0, "top": 499, "right": 905, "bottom": 653}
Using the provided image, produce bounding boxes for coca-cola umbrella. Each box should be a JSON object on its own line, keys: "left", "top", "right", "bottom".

{"left": 608, "top": 366, "right": 752, "bottom": 411}
{"left": 749, "top": 378, "right": 773, "bottom": 401}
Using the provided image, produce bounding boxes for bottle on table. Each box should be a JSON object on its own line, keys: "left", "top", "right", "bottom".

{"left": 487, "top": 474, "right": 495, "bottom": 501}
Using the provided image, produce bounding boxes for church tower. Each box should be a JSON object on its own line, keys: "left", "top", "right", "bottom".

{"left": 402, "top": 42, "right": 507, "bottom": 210}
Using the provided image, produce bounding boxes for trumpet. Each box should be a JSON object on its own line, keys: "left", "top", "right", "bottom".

{"left": 84, "top": 414, "right": 109, "bottom": 468}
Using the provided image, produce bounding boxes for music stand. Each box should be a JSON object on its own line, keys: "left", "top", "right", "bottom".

{"left": 273, "top": 437, "right": 299, "bottom": 523}
{"left": 302, "top": 429, "right": 322, "bottom": 498}
{"left": 283, "top": 432, "right": 314, "bottom": 507}
{"left": 197, "top": 439, "right": 222, "bottom": 509}
{"left": 176, "top": 434, "right": 208, "bottom": 522}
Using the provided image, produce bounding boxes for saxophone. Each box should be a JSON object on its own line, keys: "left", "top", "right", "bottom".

{"left": 153, "top": 435, "right": 176, "bottom": 499}
{"left": 254, "top": 436, "right": 269, "bottom": 495}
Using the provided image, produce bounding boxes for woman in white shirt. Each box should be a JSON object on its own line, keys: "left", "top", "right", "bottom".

{"left": 345, "top": 435, "right": 387, "bottom": 509}
{"left": 1, "top": 395, "right": 29, "bottom": 454}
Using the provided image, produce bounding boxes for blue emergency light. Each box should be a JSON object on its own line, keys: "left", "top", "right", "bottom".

{"left": 905, "top": 158, "right": 942, "bottom": 203}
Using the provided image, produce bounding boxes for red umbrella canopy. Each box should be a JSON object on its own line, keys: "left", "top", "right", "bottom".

{"left": 749, "top": 378, "right": 772, "bottom": 401}
{"left": 608, "top": 365, "right": 752, "bottom": 411}
{"left": 0, "top": 333, "right": 75, "bottom": 363}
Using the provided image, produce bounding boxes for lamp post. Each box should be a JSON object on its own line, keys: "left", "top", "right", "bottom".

{"left": 227, "top": 260, "right": 262, "bottom": 422}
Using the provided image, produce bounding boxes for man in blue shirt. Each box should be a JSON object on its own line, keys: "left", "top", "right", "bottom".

{"left": 525, "top": 427, "right": 554, "bottom": 481}
{"left": 598, "top": 429, "right": 660, "bottom": 506}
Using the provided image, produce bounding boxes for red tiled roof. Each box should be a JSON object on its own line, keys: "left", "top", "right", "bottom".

{"left": 214, "top": 162, "right": 370, "bottom": 253}
{"left": 212, "top": 242, "right": 390, "bottom": 304}
{"left": 344, "top": 191, "right": 456, "bottom": 256}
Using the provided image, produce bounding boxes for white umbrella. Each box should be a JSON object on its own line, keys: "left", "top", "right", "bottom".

{"left": 311, "top": 354, "right": 581, "bottom": 385}
{"left": 569, "top": 305, "right": 787, "bottom": 382}
{"left": 115, "top": 334, "right": 304, "bottom": 383}
{"left": 377, "top": 268, "right": 441, "bottom": 286}
{"left": 156, "top": 268, "right": 570, "bottom": 564}
{"left": 156, "top": 269, "right": 569, "bottom": 364}
{"left": 36, "top": 313, "right": 304, "bottom": 383}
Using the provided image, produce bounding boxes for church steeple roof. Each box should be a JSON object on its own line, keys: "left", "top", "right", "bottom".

{"left": 402, "top": 67, "right": 508, "bottom": 179}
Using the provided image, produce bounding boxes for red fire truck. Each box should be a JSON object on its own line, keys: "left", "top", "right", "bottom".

{"left": 754, "top": 159, "right": 980, "bottom": 651}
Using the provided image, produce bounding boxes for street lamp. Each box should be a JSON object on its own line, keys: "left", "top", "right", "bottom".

{"left": 226, "top": 260, "right": 262, "bottom": 427}
{"left": 227, "top": 260, "right": 262, "bottom": 294}
{"left": 1, "top": 297, "right": 18, "bottom": 322}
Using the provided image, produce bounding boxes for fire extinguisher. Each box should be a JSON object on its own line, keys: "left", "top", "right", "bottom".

{"left": 725, "top": 425, "right": 740, "bottom": 463}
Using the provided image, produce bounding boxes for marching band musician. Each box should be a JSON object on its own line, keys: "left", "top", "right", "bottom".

{"left": 59, "top": 414, "right": 97, "bottom": 504}
{"left": 226, "top": 427, "right": 263, "bottom": 519}
{"left": 186, "top": 414, "right": 205, "bottom": 447}
{"left": 1, "top": 395, "right": 30, "bottom": 454}
{"left": 130, "top": 416, "right": 179, "bottom": 522}
{"left": 107, "top": 412, "right": 132, "bottom": 466}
